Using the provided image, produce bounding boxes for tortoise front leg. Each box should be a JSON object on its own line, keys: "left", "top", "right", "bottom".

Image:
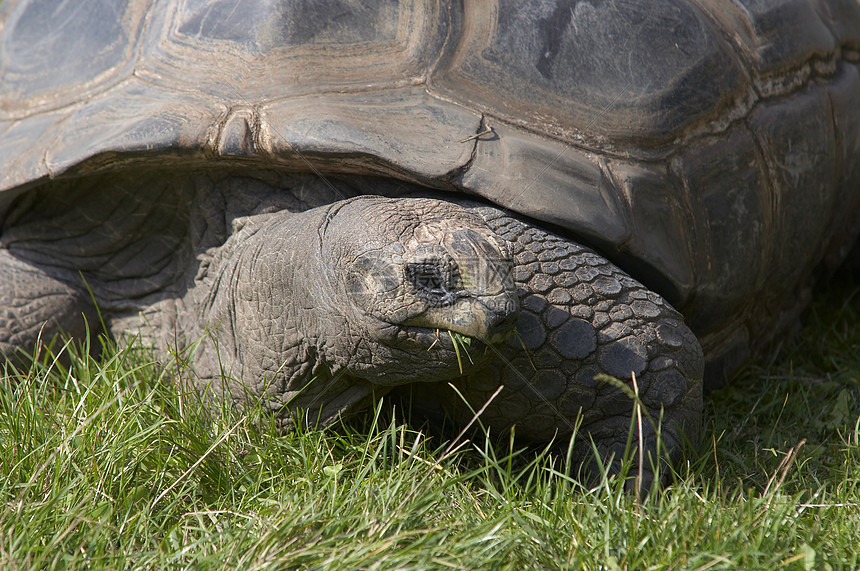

{"left": 400, "top": 207, "right": 704, "bottom": 486}
{"left": 0, "top": 249, "right": 101, "bottom": 368}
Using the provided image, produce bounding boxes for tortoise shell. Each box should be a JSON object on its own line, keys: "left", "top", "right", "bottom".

{"left": 2, "top": 0, "right": 859, "bottom": 382}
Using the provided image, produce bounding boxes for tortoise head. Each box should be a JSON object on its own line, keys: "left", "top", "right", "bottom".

{"left": 321, "top": 196, "right": 520, "bottom": 370}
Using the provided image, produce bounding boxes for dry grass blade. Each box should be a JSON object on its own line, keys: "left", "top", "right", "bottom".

{"left": 440, "top": 383, "right": 505, "bottom": 463}
{"left": 763, "top": 438, "right": 806, "bottom": 498}
{"left": 631, "top": 372, "right": 644, "bottom": 501}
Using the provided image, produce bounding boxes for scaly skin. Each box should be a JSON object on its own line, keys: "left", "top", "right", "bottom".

{"left": 182, "top": 195, "right": 520, "bottom": 427}
{"left": 0, "top": 171, "right": 703, "bottom": 482}
{"left": 398, "top": 205, "right": 704, "bottom": 481}
{"left": 0, "top": 250, "right": 101, "bottom": 366}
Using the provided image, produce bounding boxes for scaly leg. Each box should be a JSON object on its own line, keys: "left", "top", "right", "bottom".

{"left": 399, "top": 206, "right": 704, "bottom": 486}
{"left": 0, "top": 248, "right": 101, "bottom": 367}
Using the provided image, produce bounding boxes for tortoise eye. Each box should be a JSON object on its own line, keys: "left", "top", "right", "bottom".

{"left": 405, "top": 261, "right": 461, "bottom": 308}
{"left": 406, "top": 262, "right": 447, "bottom": 295}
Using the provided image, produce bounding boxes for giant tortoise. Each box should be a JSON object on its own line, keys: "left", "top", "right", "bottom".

{"left": 1, "top": 0, "right": 859, "bottom": 481}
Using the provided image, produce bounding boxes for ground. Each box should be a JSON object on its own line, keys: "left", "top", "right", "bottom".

{"left": 0, "top": 275, "right": 857, "bottom": 569}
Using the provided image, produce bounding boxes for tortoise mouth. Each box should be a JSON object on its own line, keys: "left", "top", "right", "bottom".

{"left": 407, "top": 326, "right": 485, "bottom": 350}
{"left": 344, "top": 320, "right": 497, "bottom": 381}
{"left": 374, "top": 320, "right": 495, "bottom": 358}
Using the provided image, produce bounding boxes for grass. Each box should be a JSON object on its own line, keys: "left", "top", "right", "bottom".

{"left": 0, "top": 276, "right": 858, "bottom": 569}
{"left": 447, "top": 330, "right": 474, "bottom": 374}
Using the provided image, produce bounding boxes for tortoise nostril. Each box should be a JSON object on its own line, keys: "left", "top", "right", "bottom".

{"left": 482, "top": 301, "right": 520, "bottom": 339}
{"left": 487, "top": 306, "right": 516, "bottom": 329}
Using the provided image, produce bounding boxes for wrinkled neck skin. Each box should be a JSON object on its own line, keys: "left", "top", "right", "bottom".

{"left": 185, "top": 195, "right": 519, "bottom": 423}
{"left": 188, "top": 204, "right": 352, "bottom": 409}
